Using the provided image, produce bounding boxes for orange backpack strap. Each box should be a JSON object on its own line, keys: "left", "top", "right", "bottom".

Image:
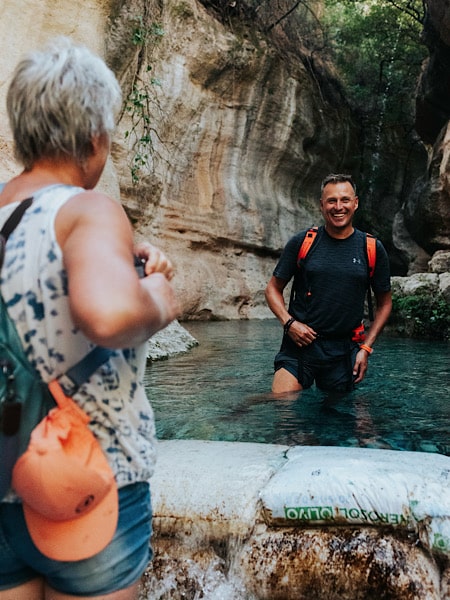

{"left": 366, "top": 233, "right": 376, "bottom": 277}
{"left": 297, "top": 227, "right": 318, "bottom": 264}
{"left": 297, "top": 227, "right": 376, "bottom": 274}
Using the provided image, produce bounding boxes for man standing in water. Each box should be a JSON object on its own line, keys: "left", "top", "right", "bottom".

{"left": 265, "top": 173, "right": 392, "bottom": 394}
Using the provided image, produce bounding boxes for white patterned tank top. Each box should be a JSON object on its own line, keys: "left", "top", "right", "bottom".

{"left": 0, "top": 184, "right": 157, "bottom": 495}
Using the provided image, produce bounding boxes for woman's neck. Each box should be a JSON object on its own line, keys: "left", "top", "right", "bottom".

{"left": 0, "top": 161, "right": 84, "bottom": 206}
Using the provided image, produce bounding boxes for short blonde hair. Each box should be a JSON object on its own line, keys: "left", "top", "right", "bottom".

{"left": 7, "top": 37, "right": 122, "bottom": 170}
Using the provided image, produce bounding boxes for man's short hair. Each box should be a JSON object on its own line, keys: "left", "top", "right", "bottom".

{"left": 321, "top": 174, "right": 356, "bottom": 194}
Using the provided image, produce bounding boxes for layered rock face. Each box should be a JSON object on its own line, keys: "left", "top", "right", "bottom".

{"left": 412, "top": 0, "right": 450, "bottom": 256}
{"left": 0, "top": 0, "right": 448, "bottom": 321}
{"left": 108, "top": 0, "right": 360, "bottom": 319}
{"left": 0, "top": 0, "right": 362, "bottom": 320}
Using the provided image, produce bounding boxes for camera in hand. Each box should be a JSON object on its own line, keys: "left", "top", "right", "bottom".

{"left": 134, "top": 256, "right": 146, "bottom": 278}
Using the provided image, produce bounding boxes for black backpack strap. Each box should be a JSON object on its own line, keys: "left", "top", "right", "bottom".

{"left": 57, "top": 346, "right": 114, "bottom": 395}
{"left": 0, "top": 197, "right": 33, "bottom": 241}
{"left": 0, "top": 196, "right": 113, "bottom": 393}
{"left": 0, "top": 198, "right": 34, "bottom": 270}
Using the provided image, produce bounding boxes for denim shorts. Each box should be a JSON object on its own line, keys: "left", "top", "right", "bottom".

{"left": 274, "top": 336, "right": 359, "bottom": 392}
{"left": 0, "top": 481, "right": 152, "bottom": 595}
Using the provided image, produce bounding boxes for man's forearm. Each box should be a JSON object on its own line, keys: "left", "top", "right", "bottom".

{"left": 267, "top": 295, "right": 291, "bottom": 325}
{"left": 364, "top": 291, "right": 392, "bottom": 348}
{"left": 265, "top": 277, "right": 291, "bottom": 325}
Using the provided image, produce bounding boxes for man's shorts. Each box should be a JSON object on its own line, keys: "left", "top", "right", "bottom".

{"left": 274, "top": 335, "right": 360, "bottom": 392}
{"left": 0, "top": 481, "right": 152, "bottom": 596}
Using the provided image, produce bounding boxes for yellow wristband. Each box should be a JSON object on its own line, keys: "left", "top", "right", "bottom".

{"left": 360, "top": 344, "right": 373, "bottom": 354}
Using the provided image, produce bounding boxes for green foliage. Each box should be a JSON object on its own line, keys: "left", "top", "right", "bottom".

{"left": 131, "top": 17, "right": 165, "bottom": 46}
{"left": 124, "top": 73, "right": 162, "bottom": 184}
{"left": 124, "top": 18, "right": 165, "bottom": 184}
{"left": 391, "top": 293, "right": 450, "bottom": 340}
{"left": 322, "top": 0, "right": 427, "bottom": 129}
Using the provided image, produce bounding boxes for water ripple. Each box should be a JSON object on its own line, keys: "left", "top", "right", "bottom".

{"left": 145, "top": 321, "right": 450, "bottom": 455}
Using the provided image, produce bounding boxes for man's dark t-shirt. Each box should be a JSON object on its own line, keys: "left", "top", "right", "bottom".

{"left": 273, "top": 226, "right": 391, "bottom": 338}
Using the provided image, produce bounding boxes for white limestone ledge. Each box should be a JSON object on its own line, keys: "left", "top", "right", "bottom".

{"left": 143, "top": 440, "right": 450, "bottom": 599}
{"left": 147, "top": 321, "right": 198, "bottom": 361}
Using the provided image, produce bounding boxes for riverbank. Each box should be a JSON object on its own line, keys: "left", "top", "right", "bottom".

{"left": 139, "top": 440, "right": 450, "bottom": 599}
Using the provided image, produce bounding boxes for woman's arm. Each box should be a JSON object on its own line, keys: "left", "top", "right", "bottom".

{"left": 56, "top": 190, "right": 179, "bottom": 348}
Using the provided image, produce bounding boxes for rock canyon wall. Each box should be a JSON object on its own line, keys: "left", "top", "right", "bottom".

{"left": 0, "top": 0, "right": 448, "bottom": 321}
{"left": 107, "top": 0, "right": 362, "bottom": 319}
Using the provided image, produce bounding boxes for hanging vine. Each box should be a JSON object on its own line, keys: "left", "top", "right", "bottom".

{"left": 123, "top": 14, "right": 165, "bottom": 184}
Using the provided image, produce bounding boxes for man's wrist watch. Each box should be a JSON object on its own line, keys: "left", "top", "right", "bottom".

{"left": 283, "top": 317, "right": 296, "bottom": 335}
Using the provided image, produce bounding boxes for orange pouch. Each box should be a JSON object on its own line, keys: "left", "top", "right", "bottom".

{"left": 351, "top": 323, "right": 365, "bottom": 342}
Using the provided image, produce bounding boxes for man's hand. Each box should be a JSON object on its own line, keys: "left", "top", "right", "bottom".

{"left": 288, "top": 320, "right": 317, "bottom": 347}
{"left": 353, "top": 348, "right": 369, "bottom": 383}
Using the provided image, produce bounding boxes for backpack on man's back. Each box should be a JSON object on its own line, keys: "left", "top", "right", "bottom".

{"left": 296, "top": 226, "right": 377, "bottom": 324}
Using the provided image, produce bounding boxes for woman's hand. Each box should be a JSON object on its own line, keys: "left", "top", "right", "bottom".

{"left": 134, "top": 241, "right": 174, "bottom": 281}
{"left": 58, "top": 191, "right": 180, "bottom": 347}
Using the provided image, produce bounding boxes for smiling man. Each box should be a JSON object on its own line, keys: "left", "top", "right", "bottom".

{"left": 265, "top": 173, "right": 392, "bottom": 394}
